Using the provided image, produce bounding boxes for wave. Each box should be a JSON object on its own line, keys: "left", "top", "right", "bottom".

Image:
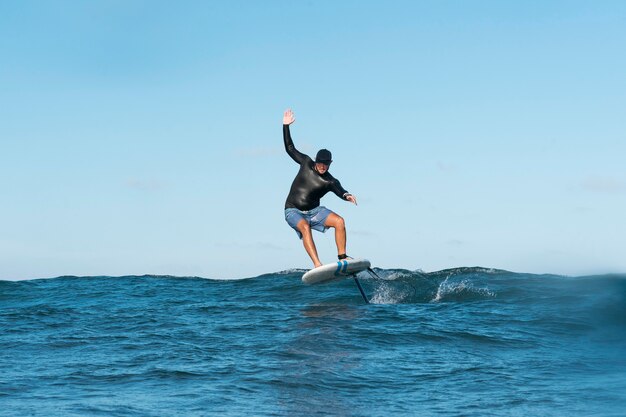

{"left": 2, "top": 267, "right": 624, "bottom": 310}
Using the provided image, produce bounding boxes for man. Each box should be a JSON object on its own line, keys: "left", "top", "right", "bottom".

{"left": 282, "top": 109, "right": 358, "bottom": 268}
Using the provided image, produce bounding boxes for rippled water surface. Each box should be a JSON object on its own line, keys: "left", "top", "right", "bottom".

{"left": 1, "top": 268, "right": 625, "bottom": 416}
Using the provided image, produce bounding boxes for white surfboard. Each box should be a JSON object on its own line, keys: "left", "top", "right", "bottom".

{"left": 301, "top": 258, "right": 371, "bottom": 285}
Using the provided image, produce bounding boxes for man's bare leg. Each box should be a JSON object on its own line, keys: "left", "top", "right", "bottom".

{"left": 297, "top": 219, "right": 322, "bottom": 268}
{"left": 324, "top": 213, "right": 346, "bottom": 257}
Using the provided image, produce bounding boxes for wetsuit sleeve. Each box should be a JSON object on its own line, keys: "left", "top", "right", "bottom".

{"left": 330, "top": 178, "right": 350, "bottom": 200}
{"left": 283, "top": 124, "right": 307, "bottom": 164}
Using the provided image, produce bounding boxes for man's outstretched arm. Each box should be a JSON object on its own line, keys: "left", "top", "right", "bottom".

{"left": 330, "top": 178, "right": 358, "bottom": 205}
{"left": 283, "top": 109, "right": 306, "bottom": 164}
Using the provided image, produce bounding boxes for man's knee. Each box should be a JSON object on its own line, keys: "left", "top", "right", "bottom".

{"left": 332, "top": 215, "right": 345, "bottom": 229}
{"left": 297, "top": 220, "right": 311, "bottom": 233}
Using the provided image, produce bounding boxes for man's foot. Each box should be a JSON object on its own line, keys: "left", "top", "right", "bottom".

{"left": 338, "top": 254, "right": 353, "bottom": 260}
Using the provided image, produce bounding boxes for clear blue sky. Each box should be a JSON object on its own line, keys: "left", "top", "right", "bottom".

{"left": 1, "top": 1, "right": 625, "bottom": 280}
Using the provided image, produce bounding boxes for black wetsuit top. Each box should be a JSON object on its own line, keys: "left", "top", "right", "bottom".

{"left": 284, "top": 125, "right": 350, "bottom": 211}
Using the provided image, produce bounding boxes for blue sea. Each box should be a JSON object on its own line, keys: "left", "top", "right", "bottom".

{"left": 1, "top": 267, "right": 625, "bottom": 417}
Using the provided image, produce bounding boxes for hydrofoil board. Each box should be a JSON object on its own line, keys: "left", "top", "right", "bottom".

{"left": 302, "top": 258, "right": 371, "bottom": 285}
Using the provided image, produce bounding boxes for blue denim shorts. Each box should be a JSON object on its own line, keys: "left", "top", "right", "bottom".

{"left": 284, "top": 206, "right": 333, "bottom": 239}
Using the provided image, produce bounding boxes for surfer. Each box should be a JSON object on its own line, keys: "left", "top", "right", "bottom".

{"left": 282, "top": 109, "right": 358, "bottom": 268}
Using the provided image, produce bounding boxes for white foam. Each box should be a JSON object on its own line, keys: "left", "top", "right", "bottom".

{"left": 369, "top": 280, "right": 413, "bottom": 304}
{"left": 431, "top": 276, "right": 495, "bottom": 303}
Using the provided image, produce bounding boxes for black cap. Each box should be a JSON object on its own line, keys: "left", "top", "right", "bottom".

{"left": 315, "top": 149, "right": 332, "bottom": 165}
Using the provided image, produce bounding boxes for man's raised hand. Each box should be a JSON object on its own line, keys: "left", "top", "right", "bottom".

{"left": 283, "top": 109, "right": 295, "bottom": 125}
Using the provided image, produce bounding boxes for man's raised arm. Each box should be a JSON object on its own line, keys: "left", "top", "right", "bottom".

{"left": 283, "top": 109, "right": 306, "bottom": 164}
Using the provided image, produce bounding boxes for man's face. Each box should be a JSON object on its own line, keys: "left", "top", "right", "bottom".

{"left": 315, "top": 162, "right": 330, "bottom": 174}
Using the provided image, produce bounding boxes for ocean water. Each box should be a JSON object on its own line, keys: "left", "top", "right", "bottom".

{"left": 1, "top": 267, "right": 625, "bottom": 417}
